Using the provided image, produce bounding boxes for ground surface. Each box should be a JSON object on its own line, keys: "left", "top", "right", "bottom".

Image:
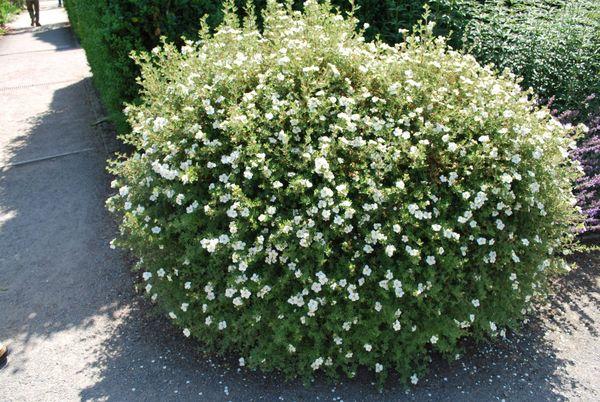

{"left": 0, "top": 2, "right": 598, "bottom": 401}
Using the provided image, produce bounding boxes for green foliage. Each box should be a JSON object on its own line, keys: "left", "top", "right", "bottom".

{"left": 463, "top": 0, "right": 600, "bottom": 111}
{"left": 65, "top": 0, "right": 226, "bottom": 132}
{"left": 107, "top": 0, "right": 583, "bottom": 384}
{"left": 0, "top": 0, "right": 21, "bottom": 28}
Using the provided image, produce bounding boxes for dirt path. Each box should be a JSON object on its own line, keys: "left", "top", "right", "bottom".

{"left": 0, "top": 2, "right": 598, "bottom": 401}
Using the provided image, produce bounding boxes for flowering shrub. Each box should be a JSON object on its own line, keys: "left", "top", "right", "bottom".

{"left": 551, "top": 95, "right": 600, "bottom": 233}
{"left": 107, "top": 0, "right": 583, "bottom": 384}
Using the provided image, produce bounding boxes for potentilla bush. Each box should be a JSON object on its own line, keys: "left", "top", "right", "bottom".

{"left": 107, "top": 0, "right": 584, "bottom": 384}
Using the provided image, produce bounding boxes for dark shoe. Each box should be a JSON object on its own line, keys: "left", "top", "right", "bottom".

{"left": 35, "top": 22, "right": 41, "bottom": 27}
{"left": 31, "top": 21, "right": 35, "bottom": 27}
{"left": 0, "top": 343, "right": 6, "bottom": 361}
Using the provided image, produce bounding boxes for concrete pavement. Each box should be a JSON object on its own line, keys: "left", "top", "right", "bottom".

{"left": 0, "top": 2, "right": 598, "bottom": 401}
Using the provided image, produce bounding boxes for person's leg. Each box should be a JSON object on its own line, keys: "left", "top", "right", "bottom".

{"left": 26, "top": 0, "right": 35, "bottom": 26}
{"left": 34, "top": 0, "right": 40, "bottom": 26}
{"left": 58, "top": 0, "right": 62, "bottom": 7}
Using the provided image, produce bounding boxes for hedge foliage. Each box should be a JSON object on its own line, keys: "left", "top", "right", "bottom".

{"left": 0, "top": 0, "right": 20, "bottom": 27}
{"left": 463, "top": 0, "right": 600, "bottom": 112}
{"left": 107, "top": 0, "right": 583, "bottom": 383}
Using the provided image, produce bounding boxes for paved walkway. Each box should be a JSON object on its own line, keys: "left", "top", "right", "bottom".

{"left": 0, "top": 2, "right": 598, "bottom": 401}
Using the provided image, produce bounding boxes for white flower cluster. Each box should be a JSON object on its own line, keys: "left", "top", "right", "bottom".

{"left": 106, "top": 0, "right": 581, "bottom": 385}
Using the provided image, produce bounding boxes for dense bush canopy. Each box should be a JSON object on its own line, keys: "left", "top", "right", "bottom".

{"left": 107, "top": 0, "right": 582, "bottom": 383}
{"left": 66, "top": 0, "right": 598, "bottom": 232}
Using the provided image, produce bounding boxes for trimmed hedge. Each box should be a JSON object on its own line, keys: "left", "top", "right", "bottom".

{"left": 65, "top": 0, "right": 225, "bottom": 132}
{"left": 463, "top": 0, "right": 600, "bottom": 112}
{"left": 107, "top": 0, "right": 583, "bottom": 384}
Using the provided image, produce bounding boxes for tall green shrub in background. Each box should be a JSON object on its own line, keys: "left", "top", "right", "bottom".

{"left": 464, "top": 0, "right": 600, "bottom": 111}
{"left": 66, "top": 0, "right": 226, "bottom": 132}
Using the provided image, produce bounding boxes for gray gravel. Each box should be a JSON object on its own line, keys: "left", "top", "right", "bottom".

{"left": 1, "top": 2, "right": 598, "bottom": 401}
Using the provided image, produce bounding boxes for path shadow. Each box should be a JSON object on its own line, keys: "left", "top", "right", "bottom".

{"left": 0, "top": 77, "right": 127, "bottom": 375}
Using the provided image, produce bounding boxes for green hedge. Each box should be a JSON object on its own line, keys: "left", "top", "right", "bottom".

{"left": 463, "top": 0, "right": 600, "bottom": 111}
{"left": 65, "top": 0, "right": 226, "bottom": 132}
{"left": 1, "top": 0, "right": 21, "bottom": 27}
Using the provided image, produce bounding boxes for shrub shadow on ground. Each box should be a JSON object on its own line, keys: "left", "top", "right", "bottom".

{"left": 78, "top": 252, "right": 598, "bottom": 402}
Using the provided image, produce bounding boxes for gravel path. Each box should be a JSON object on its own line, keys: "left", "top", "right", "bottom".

{"left": 0, "top": 2, "right": 598, "bottom": 401}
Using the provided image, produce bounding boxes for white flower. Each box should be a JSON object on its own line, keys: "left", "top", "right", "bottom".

{"left": 181, "top": 303, "right": 189, "bottom": 312}
{"left": 489, "top": 321, "right": 497, "bottom": 331}
{"left": 472, "top": 299, "right": 480, "bottom": 307}
{"left": 142, "top": 272, "right": 152, "bottom": 281}
{"left": 151, "top": 226, "right": 161, "bottom": 234}
{"left": 239, "top": 357, "right": 245, "bottom": 367}
{"left": 307, "top": 299, "right": 319, "bottom": 314}
{"left": 410, "top": 373, "right": 419, "bottom": 385}
{"left": 320, "top": 187, "right": 334, "bottom": 198}
{"left": 314, "top": 157, "right": 330, "bottom": 173}
{"left": 430, "top": 335, "right": 438, "bottom": 344}
{"left": 169, "top": 312, "right": 177, "bottom": 320}
{"left": 426, "top": 256, "right": 436, "bottom": 265}
{"left": 432, "top": 224, "right": 441, "bottom": 232}
{"left": 152, "top": 117, "right": 168, "bottom": 132}
{"left": 375, "top": 363, "right": 383, "bottom": 373}
{"left": 157, "top": 268, "right": 166, "bottom": 277}
{"left": 311, "top": 357, "right": 323, "bottom": 370}
{"left": 500, "top": 173, "right": 513, "bottom": 183}
{"left": 385, "top": 245, "right": 396, "bottom": 257}
{"left": 476, "top": 237, "right": 486, "bottom": 245}
{"left": 364, "top": 343, "right": 372, "bottom": 352}
{"left": 184, "top": 281, "right": 192, "bottom": 289}
{"left": 393, "top": 320, "right": 401, "bottom": 331}
{"left": 218, "top": 321, "right": 227, "bottom": 330}
{"left": 183, "top": 328, "right": 191, "bottom": 337}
